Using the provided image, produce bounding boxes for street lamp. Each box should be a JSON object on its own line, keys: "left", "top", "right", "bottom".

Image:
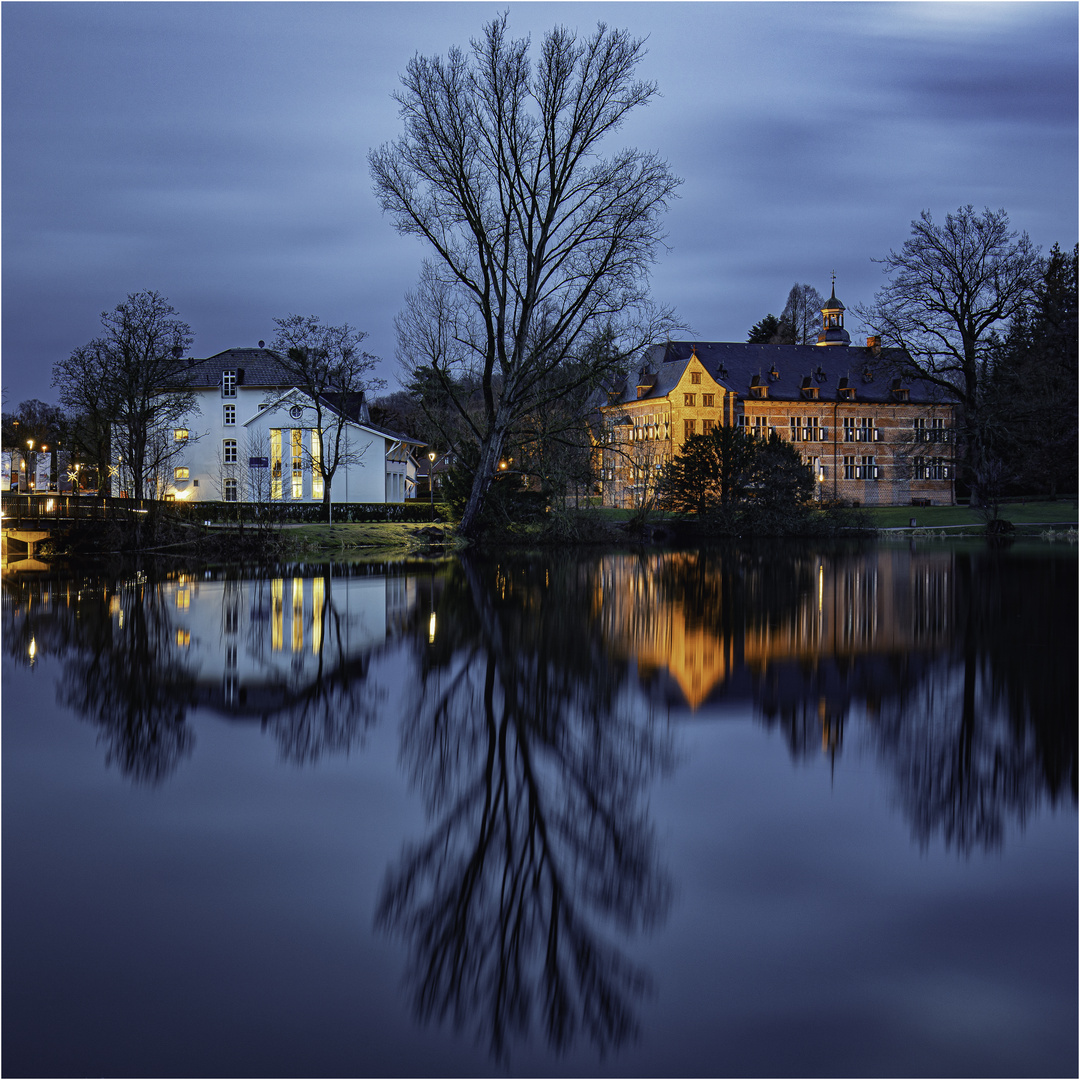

{"left": 26, "top": 439, "right": 34, "bottom": 492}
{"left": 428, "top": 451, "right": 437, "bottom": 521}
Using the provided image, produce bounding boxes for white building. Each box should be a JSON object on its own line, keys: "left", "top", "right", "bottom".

{"left": 126, "top": 347, "right": 424, "bottom": 505}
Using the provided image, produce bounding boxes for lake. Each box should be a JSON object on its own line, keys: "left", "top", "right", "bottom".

{"left": 2, "top": 542, "right": 1076, "bottom": 1078}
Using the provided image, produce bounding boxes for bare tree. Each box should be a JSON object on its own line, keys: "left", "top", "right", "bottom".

{"left": 52, "top": 291, "right": 196, "bottom": 500}
{"left": 370, "top": 15, "right": 681, "bottom": 537}
{"left": 270, "top": 315, "right": 385, "bottom": 520}
{"left": 778, "top": 282, "right": 826, "bottom": 344}
{"left": 856, "top": 206, "right": 1041, "bottom": 484}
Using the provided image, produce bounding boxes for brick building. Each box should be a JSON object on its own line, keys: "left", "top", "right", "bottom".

{"left": 595, "top": 289, "right": 955, "bottom": 508}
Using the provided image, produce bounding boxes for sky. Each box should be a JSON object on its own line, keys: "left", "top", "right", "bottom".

{"left": 2, "top": 1, "right": 1076, "bottom": 410}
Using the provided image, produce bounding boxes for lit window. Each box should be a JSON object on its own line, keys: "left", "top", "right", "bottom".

{"left": 222, "top": 370, "right": 237, "bottom": 397}
{"left": 174, "top": 467, "right": 189, "bottom": 480}
{"left": 291, "top": 429, "right": 303, "bottom": 499}
{"left": 174, "top": 428, "right": 189, "bottom": 442}
{"left": 311, "top": 430, "right": 323, "bottom": 500}
{"left": 223, "top": 439, "right": 238, "bottom": 464}
{"left": 223, "top": 405, "right": 236, "bottom": 426}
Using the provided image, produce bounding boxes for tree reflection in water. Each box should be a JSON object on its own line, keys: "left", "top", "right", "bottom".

{"left": 644, "top": 543, "right": 1076, "bottom": 854}
{"left": 872, "top": 549, "right": 1077, "bottom": 853}
{"left": 377, "top": 554, "right": 674, "bottom": 1061}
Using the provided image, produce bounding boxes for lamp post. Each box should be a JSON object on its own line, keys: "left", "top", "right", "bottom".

{"left": 428, "top": 451, "right": 437, "bottom": 521}
{"left": 26, "top": 440, "right": 34, "bottom": 492}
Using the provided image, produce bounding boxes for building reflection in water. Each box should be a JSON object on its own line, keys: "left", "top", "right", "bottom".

{"left": 1, "top": 545, "right": 1074, "bottom": 1064}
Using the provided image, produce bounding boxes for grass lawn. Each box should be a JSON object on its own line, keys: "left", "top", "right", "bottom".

{"left": 864, "top": 500, "right": 1079, "bottom": 532}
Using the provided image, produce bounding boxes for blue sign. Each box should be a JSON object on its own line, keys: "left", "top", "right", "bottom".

{"left": 249, "top": 457, "right": 269, "bottom": 468}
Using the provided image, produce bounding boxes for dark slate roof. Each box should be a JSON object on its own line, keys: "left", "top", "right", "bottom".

{"left": 609, "top": 341, "right": 945, "bottom": 406}
{"left": 182, "top": 348, "right": 294, "bottom": 388}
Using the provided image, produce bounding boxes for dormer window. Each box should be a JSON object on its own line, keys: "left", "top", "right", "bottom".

{"left": 222, "top": 370, "right": 237, "bottom": 398}
{"left": 889, "top": 378, "right": 909, "bottom": 402}
{"left": 838, "top": 377, "right": 856, "bottom": 401}
{"left": 768, "top": 366, "right": 779, "bottom": 382}
{"left": 800, "top": 376, "right": 819, "bottom": 400}
{"left": 750, "top": 374, "right": 767, "bottom": 399}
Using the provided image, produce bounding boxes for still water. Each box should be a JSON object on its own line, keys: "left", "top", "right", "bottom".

{"left": 2, "top": 543, "right": 1076, "bottom": 1078}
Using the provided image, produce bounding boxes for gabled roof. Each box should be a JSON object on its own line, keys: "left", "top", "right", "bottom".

{"left": 606, "top": 341, "right": 944, "bottom": 406}
{"left": 183, "top": 348, "right": 294, "bottom": 388}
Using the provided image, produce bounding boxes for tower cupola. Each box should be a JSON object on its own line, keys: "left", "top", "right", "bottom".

{"left": 816, "top": 278, "right": 851, "bottom": 347}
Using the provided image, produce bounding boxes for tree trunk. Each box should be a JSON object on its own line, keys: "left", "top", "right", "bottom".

{"left": 459, "top": 428, "right": 508, "bottom": 538}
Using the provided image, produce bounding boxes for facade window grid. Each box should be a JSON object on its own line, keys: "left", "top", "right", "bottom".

{"left": 223, "top": 439, "right": 238, "bottom": 464}
{"left": 223, "top": 405, "right": 236, "bottom": 426}
{"left": 222, "top": 370, "right": 237, "bottom": 398}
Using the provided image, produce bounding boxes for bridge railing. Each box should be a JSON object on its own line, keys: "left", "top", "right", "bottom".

{"left": 1, "top": 493, "right": 156, "bottom": 525}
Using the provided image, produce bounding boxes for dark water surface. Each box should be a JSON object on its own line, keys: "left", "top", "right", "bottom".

{"left": 3, "top": 542, "right": 1076, "bottom": 1078}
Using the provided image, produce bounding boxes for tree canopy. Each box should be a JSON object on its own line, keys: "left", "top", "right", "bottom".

{"left": 856, "top": 205, "right": 1041, "bottom": 488}
{"left": 371, "top": 14, "right": 681, "bottom": 536}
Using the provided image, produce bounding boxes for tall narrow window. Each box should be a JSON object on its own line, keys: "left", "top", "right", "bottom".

{"left": 222, "top": 370, "right": 237, "bottom": 398}
{"left": 223, "top": 405, "right": 236, "bottom": 426}
{"left": 702, "top": 418, "right": 715, "bottom": 435}
{"left": 291, "top": 429, "right": 303, "bottom": 499}
{"left": 684, "top": 419, "right": 696, "bottom": 440}
{"left": 223, "top": 477, "right": 238, "bottom": 502}
{"left": 844, "top": 417, "right": 856, "bottom": 442}
{"left": 843, "top": 456, "right": 856, "bottom": 479}
{"left": 311, "top": 430, "right": 323, "bottom": 500}
{"left": 223, "top": 439, "right": 237, "bottom": 464}
{"left": 806, "top": 417, "right": 820, "bottom": 442}
{"left": 270, "top": 429, "right": 282, "bottom": 500}
{"left": 789, "top": 417, "right": 802, "bottom": 442}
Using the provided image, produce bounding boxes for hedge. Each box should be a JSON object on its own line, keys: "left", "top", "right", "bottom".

{"left": 169, "top": 501, "right": 448, "bottom": 524}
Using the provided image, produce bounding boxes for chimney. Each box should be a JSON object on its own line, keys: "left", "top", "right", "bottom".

{"left": 867, "top": 335, "right": 881, "bottom": 354}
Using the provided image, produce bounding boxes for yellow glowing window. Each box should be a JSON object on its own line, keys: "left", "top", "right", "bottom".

{"left": 311, "top": 430, "right": 323, "bottom": 500}
{"left": 175, "top": 629, "right": 190, "bottom": 647}
{"left": 270, "top": 429, "right": 282, "bottom": 500}
{"left": 174, "top": 429, "right": 189, "bottom": 442}
{"left": 174, "top": 467, "right": 189, "bottom": 480}
{"left": 176, "top": 590, "right": 190, "bottom": 610}
{"left": 291, "top": 429, "right": 303, "bottom": 499}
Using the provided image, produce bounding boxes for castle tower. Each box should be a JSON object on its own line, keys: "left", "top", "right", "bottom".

{"left": 816, "top": 280, "right": 851, "bottom": 347}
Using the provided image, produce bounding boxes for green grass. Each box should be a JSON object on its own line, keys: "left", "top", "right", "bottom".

{"left": 864, "top": 500, "right": 1078, "bottom": 530}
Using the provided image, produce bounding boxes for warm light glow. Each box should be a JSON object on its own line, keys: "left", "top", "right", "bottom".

{"left": 28, "top": 638, "right": 37, "bottom": 663}
{"left": 428, "top": 451, "right": 436, "bottom": 463}
{"left": 428, "top": 611, "right": 437, "bottom": 643}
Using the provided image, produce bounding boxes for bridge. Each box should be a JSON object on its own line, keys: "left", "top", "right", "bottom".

{"left": 1, "top": 493, "right": 155, "bottom": 560}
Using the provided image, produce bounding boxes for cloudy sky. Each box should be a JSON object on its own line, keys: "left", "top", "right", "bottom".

{"left": 3, "top": 1, "right": 1076, "bottom": 408}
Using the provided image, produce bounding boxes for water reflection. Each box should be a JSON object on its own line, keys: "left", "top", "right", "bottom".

{"left": 378, "top": 555, "right": 674, "bottom": 1060}
{"left": 591, "top": 544, "right": 1076, "bottom": 852}
{"left": 2, "top": 544, "right": 1075, "bottom": 1060}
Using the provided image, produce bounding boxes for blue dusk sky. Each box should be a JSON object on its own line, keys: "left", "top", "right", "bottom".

{"left": 2, "top": 1, "right": 1076, "bottom": 408}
